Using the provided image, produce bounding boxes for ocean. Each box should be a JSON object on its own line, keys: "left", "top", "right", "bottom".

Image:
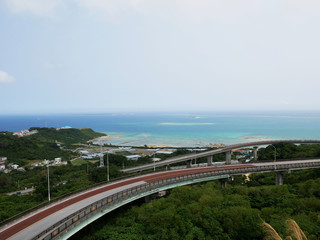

{"left": 1, "top": 112, "right": 320, "bottom": 147}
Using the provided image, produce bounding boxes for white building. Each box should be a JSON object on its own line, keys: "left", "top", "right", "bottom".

{"left": 0, "top": 157, "right": 7, "bottom": 165}
{"left": 11, "top": 164, "right": 19, "bottom": 170}
{"left": 126, "top": 155, "right": 141, "bottom": 161}
{"left": 156, "top": 150, "right": 174, "bottom": 154}
{"left": 54, "top": 158, "right": 62, "bottom": 164}
{"left": 79, "top": 150, "right": 89, "bottom": 155}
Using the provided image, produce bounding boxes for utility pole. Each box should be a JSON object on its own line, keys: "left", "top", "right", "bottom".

{"left": 47, "top": 165, "right": 51, "bottom": 202}
{"left": 99, "top": 141, "right": 104, "bottom": 167}
{"left": 86, "top": 162, "right": 89, "bottom": 174}
{"left": 107, "top": 152, "right": 109, "bottom": 182}
{"left": 270, "top": 145, "right": 277, "bottom": 162}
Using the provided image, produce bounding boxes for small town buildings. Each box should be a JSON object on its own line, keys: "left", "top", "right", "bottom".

{"left": 13, "top": 129, "right": 38, "bottom": 137}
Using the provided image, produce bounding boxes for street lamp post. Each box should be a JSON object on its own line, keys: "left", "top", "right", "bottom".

{"left": 107, "top": 151, "right": 109, "bottom": 182}
{"left": 99, "top": 142, "right": 104, "bottom": 167}
{"left": 270, "top": 145, "right": 277, "bottom": 162}
{"left": 47, "top": 165, "right": 51, "bottom": 202}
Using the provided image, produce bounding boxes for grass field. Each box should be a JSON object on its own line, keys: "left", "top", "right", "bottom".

{"left": 71, "top": 158, "right": 87, "bottom": 166}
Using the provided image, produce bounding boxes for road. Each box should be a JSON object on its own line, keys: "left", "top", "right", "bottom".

{"left": 121, "top": 140, "right": 320, "bottom": 173}
{"left": 1, "top": 159, "right": 320, "bottom": 240}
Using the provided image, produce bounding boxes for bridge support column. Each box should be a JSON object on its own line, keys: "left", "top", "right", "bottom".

{"left": 253, "top": 146, "right": 258, "bottom": 161}
{"left": 226, "top": 151, "right": 232, "bottom": 165}
{"left": 145, "top": 191, "right": 167, "bottom": 203}
{"left": 207, "top": 156, "right": 213, "bottom": 166}
{"left": 186, "top": 160, "right": 192, "bottom": 168}
{"left": 220, "top": 179, "right": 228, "bottom": 188}
{"left": 275, "top": 172, "right": 284, "bottom": 185}
{"left": 145, "top": 195, "right": 151, "bottom": 203}
{"left": 220, "top": 176, "right": 233, "bottom": 188}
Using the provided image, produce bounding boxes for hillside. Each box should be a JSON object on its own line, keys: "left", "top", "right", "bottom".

{"left": 0, "top": 128, "right": 105, "bottom": 165}
{"left": 29, "top": 127, "right": 106, "bottom": 147}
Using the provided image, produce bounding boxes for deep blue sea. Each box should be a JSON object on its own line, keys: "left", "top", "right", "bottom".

{"left": 1, "top": 112, "right": 320, "bottom": 147}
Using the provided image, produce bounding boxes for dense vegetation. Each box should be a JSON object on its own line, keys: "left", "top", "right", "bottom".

{"left": 74, "top": 169, "right": 320, "bottom": 240}
{"left": 29, "top": 127, "right": 106, "bottom": 148}
{"left": 0, "top": 128, "right": 105, "bottom": 165}
{"left": 258, "top": 142, "right": 320, "bottom": 161}
{"left": 0, "top": 163, "right": 96, "bottom": 221}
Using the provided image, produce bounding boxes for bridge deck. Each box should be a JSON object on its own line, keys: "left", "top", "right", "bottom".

{"left": 121, "top": 140, "right": 320, "bottom": 173}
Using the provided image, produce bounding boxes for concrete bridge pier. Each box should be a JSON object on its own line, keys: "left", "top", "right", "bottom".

{"left": 276, "top": 171, "right": 287, "bottom": 185}
{"left": 186, "top": 160, "right": 192, "bottom": 168}
{"left": 275, "top": 170, "right": 289, "bottom": 185}
{"left": 275, "top": 172, "right": 284, "bottom": 185}
{"left": 220, "top": 176, "right": 234, "bottom": 188}
{"left": 253, "top": 146, "right": 258, "bottom": 161}
{"left": 207, "top": 155, "right": 213, "bottom": 166}
{"left": 145, "top": 191, "right": 167, "bottom": 203}
{"left": 220, "top": 179, "right": 228, "bottom": 188}
{"left": 225, "top": 151, "right": 232, "bottom": 165}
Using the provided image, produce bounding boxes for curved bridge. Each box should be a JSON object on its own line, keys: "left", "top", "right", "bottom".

{"left": 121, "top": 140, "right": 320, "bottom": 173}
{"left": 1, "top": 159, "right": 320, "bottom": 240}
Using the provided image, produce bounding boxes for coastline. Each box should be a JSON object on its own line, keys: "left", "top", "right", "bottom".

{"left": 92, "top": 134, "right": 271, "bottom": 148}
{"left": 2, "top": 112, "right": 319, "bottom": 147}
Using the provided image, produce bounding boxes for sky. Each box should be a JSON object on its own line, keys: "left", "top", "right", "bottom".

{"left": 1, "top": 0, "right": 320, "bottom": 114}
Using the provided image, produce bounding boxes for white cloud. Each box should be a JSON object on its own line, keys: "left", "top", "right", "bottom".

{"left": 4, "top": 0, "right": 320, "bottom": 21}
{"left": 0, "top": 70, "right": 15, "bottom": 83}
{"left": 74, "top": 0, "right": 320, "bottom": 22}
{"left": 5, "top": 0, "right": 63, "bottom": 17}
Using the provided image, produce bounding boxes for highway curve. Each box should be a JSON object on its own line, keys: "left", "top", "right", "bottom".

{"left": 0, "top": 165, "right": 254, "bottom": 240}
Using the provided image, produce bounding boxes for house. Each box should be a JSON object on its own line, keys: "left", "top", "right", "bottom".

{"left": 156, "top": 150, "right": 174, "bottom": 154}
{"left": 54, "top": 158, "right": 62, "bottom": 164}
{"left": 79, "top": 150, "right": 89, "bottom": 155}
{"left": 11, "top": 164, "right": 19, "bottom": 170}
{"left": 0, "top": 157, "right": 7, "bottom": 165}
{"left": 152, "top": 158, "right": 161, "bottom": 162}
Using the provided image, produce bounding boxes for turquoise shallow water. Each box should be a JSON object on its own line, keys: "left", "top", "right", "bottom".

{"left": 1, "top": 112, "right": 320, "bottom": 147}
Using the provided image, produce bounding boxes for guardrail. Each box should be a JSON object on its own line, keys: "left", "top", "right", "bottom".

{"left": 36, "top": 160, "right": 320, "bottom": 240}
{"left": 0, "top": 168, "right": 167, "bottom": 229}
